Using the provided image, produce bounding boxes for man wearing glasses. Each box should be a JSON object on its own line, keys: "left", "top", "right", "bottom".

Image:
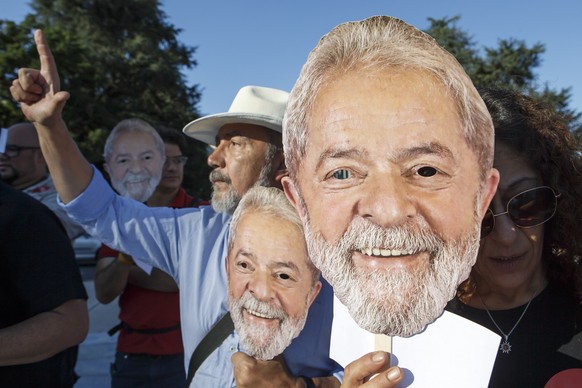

{"left": 146, "top": 125, "right": 207, "bottom": 209}
{"left": 95, "top": 121, "right": 207, "bottom": 388}
{"left": 0, "top": 122, "right": 84, "bottom": 239}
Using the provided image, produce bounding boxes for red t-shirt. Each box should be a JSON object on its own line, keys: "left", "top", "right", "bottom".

{"left": 98, "top": 188, "right": 208, "bottom": 355}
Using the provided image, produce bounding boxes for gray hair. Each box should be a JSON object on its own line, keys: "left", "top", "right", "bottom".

{"left": 254, "top": 141, "right": 283, "bottom": 188}
{"left": 228, "top": 186, "right": 320, "bottom": 286}
{"left": 283, "top": 15, "right": 494, "bottom": 182}
{"left": 103, "top": 118, "right": 165, "bottom": 161}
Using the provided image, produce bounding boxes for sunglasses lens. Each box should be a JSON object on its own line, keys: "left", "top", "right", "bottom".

{"left": 480, "top": 209, "right": 495, "bottom": 239}
{"left": 508, "top": 187, "right": 556, "bottom": 227}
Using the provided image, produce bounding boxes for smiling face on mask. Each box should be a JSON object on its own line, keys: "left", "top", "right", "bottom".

{"left": 104, "top": 131, "right": 164, "bottom": 202}
{"left": 227, "top": 210, "right": 321, "bottom": 360}
{"left": 283, "top": 69, "right": 498, "bottom": 337}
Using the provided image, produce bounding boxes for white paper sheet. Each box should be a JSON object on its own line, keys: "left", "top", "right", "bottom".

{"left": 331, "top": 295, "right": 500, "bottom": 387}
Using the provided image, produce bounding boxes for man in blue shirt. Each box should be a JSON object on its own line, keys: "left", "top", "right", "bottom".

{"left": 11, "top": 30, "right": 343, "bottom": 387}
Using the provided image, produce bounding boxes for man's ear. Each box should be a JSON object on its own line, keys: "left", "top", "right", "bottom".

{"left": 307, "top": 281, "right": 322, "bottom": 307}
{"left": 272, "top": 152, "right": 288, "bottom": 188}
{"left": 281, "top": 176, "right": 305, "bottom": 219}
{"left": 479, "top": 167, "right": 500, "bottom": 219}
{"left": 103, "top": 162, "right": 111, "bottom": 177}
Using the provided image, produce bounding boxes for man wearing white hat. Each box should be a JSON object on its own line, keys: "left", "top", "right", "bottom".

{"left": 185, "top": 86, "right": 341, "bottom": 385}
{"left": 184, "top": 85, "right": 288, "bottom": 215}
{"left": 9, "top": 30, "right": 343, "bottom": 387}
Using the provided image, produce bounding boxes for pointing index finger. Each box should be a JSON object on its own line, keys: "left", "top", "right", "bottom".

{"left": 34, "top": 29, "right": 60, "bottom": 93}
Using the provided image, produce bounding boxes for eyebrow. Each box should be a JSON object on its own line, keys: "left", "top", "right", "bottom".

{"left": 114, "top": 150, "right": 155, "bottom": 159}
{"left": 268, "top": 260, "right": 300, "bottom": 273}
{"left": 237, "top": 249, "right": 256, "bottom": 260}
{"left": 315, "top": 141, "right": 455, "bottom": 170}
{"left": 236, "top": 249, "right": 301, "bottom": 273}
{"left": 316, "top": 147, "right": 368, "bottom": 170}
{"left": 215, "top": 130, "right": 242, "bottom": 144}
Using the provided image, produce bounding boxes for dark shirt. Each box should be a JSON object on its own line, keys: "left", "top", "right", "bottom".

{"left": 446, "top": 283, "right": 582, "bottom": 387}
{"left": 0, "top": 181, "right": 88, "bottom": 387}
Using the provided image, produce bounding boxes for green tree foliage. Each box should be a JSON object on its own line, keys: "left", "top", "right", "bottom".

{"left": 0, "top": 0, "right": 211, "bottom": 198}
{"left": 425, "top": 16, "right": 582, "bottom": 138}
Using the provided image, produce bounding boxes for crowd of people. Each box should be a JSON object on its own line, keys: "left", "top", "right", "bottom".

{"left": 1, "top": 14, "right": 580, "bottom": 388}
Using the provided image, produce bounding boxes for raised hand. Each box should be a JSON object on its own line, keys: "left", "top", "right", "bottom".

{"left": 9, "top": 29, "right": 93, "bottom": 204}
{"left": 10, "top": 29, "right": 69, "bottom": 126}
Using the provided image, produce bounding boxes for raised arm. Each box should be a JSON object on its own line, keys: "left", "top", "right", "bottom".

{"left": 9, "top": 29, "right": 92, "bottom": 203}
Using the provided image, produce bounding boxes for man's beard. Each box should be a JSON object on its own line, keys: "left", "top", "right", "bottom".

{"left": 110, "top": 172, "right": 160, "bottom": 202}
{"left": 209, "top": 170, "right": 240, "bottom": 214}
{"left": 0, "top": 164, "right": 17, "bottom": 184}
{"left": 229, "top": 291, "right": 309, "bottom": 360}
{"left": 209, "top": 163, "right": 271, "bottom": 214}
{"left": 302, "top": 207, "right": 480, "bottom": 337}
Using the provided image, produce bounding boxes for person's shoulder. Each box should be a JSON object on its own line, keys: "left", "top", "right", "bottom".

{"left": 23, "top": 175, "right": 56, "bottom": 195}
{"left": 197, "top": 204, "right": 230, "bottom": 222}
{"left": 543, "top": 283, "right": 578, "bottom": 304}
{"left": 0, "top": 181, "right": 68, "bottom": 238}
{"left": 183, "top": 204, "right": 231, "bottom": 233}
{"left": 0, "top": 181, "right": 53, "bottom": 215}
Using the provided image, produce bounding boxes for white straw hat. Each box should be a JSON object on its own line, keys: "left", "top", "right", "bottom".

{"left": 183, "top": 85, "right": 289, "bottom": 146}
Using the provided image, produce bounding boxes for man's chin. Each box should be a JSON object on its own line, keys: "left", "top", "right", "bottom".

{"left": 239, "top": 328, "right": 277, "bottom": 356}
{"left": 126, "top": 181, "right": 157, "bottom": 201}
{"left": 0, "top": 168, "right": 16, "bottom": 182}
{"left": 344, "top": 295, "right": 436, "bottom": 337}
{"left": 211, "top": 193, "right": 240, "bottom": 214}
{"left": 0, "top": 176, "right": 16, "bottom": 184}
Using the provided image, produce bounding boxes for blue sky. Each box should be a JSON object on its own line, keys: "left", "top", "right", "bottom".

{"left": 2, "top": 0, "right": 581, "bottom": 117}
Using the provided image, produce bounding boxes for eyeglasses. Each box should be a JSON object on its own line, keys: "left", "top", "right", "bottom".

{"left": 0, "top": 144, "right": 41, "bottom": 159}
{"left": 480, "top": 186, "right": 560, "bottom": 239}
{"left": 165, "top": 155, "right": 188, "bottom": 166}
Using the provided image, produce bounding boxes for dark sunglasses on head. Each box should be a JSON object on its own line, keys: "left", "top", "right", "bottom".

{"left": 480, "top": 186, "right": 560, "bottom": 239}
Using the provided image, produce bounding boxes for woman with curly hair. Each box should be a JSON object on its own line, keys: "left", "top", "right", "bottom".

{"left": 446, "top": 87, "right": 582, "bottom": 387}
